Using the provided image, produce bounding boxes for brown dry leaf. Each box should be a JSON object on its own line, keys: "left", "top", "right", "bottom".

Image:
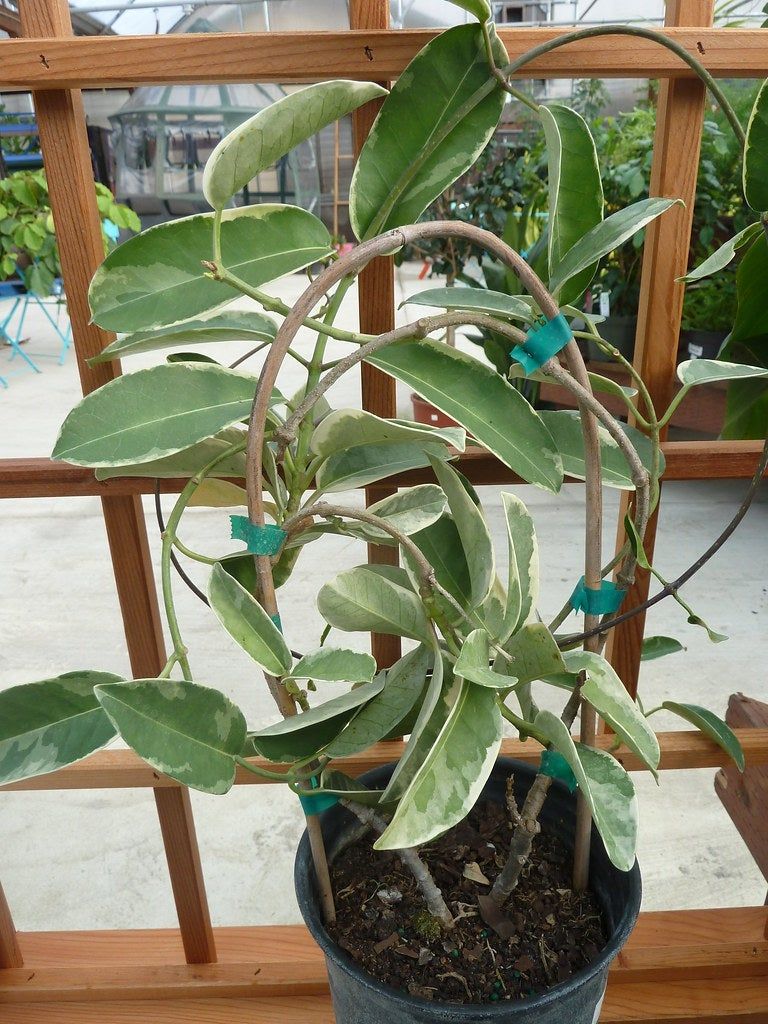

{"left": 477, "top": 894, "right": 517, "bottom": 939}
{"left": 463, "top": 861, "right": 491, "bottom": 885}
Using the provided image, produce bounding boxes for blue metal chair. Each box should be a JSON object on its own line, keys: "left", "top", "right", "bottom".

{"left": 0, "top": 275, "right": 73, "bottom": 377}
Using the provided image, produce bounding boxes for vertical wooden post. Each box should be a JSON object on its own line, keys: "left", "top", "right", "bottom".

{"left": 21, "top": 0, "right": 216, "bottom": 965}
{"left": 0, "top": 883, "right": 23, "bottom": 969}
{"left": 350, "top": 0, "right": 401, "bottom": 669}
{"left": 607, "top": 0, "right": 715, "bottom": 696}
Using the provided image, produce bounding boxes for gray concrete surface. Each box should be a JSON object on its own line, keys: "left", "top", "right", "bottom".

{"left": 0, "top": 263, "right": 766, "bottom": 934}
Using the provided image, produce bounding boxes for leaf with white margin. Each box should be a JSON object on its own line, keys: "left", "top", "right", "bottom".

{"left": 375, "top": 678, "right": 502, "bottom": 849}
{"left": 676, "top": 358, "right": 768, "bottom": 388}
{"left": 679, "top": 222, "right": 763, "bottom": 283}
{"left": 534, "top": 709, "right": 638, "bottom": 872}
{"left": 95, "top": 679, "right": 246, "bottom": 795}
{"left": 500, "top": 492, "right": 539, "bottom": 642}
{"left": 95, "top": 428, "right": 247, "bottom": 480}
{"left": 288, "top": 647, "right": 376, "bottom": 685}
{"left": 204, "top": 81, "right": 388, "bottom": 210}
{"left": 316, "top": 441, "right": 454, "bottom": 493}
{"left": 0, "top": 671, "right": 122, "bottom": 786}
{"left": 562, "top": 650, "right": 660, "bottom": 777}
{"left": 455, "top": 629, "right": 518, "bottom": 690}
{"left": 403, "top": 286, "right": 534, "bottom": 324}
{"left": 503, "top": 623, "right": 566, "bottom": 683}
{"left": 208, "top": 562, "right": 292, "bottom": 676}
{"left": 340, "top": 484, "right": 448, "bottom": 543}
{"left": 310, "top": 408, "right": 465, "bottom": 459}
{"left": 317, "top": 565, "right": 433, "bottom": 644}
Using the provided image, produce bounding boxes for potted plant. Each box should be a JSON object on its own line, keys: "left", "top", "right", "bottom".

{"left": 2, "top": 8, "right": 768, "bottom": 1024}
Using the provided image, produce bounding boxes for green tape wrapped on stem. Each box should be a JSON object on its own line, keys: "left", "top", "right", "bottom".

{"left": 510, "top": 313, "right": 572, "bottom": 375}
{"left": 298, "top": 775, "right": 339, "bottom": 816}
{"left": 570, "top": 577, "right": 627, "bottom": 615}
{"left": 230, "top": 515, "right": 287, "bottom": 556}
{"left": 539, "top": 749, "right": 577, "bottom": 793}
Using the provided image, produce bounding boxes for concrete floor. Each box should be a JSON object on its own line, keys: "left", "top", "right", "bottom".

{"left": 0, "top": 264, "right": 766, "bottom": 934}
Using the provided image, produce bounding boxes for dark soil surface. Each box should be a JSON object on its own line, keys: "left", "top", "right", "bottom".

{"left": 329, "top": 798, "right": 607, "bottom": 1005}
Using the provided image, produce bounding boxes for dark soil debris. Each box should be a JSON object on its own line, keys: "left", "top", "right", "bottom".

{"left": 329, "top": 798, "right": 606, "bottom": 1005}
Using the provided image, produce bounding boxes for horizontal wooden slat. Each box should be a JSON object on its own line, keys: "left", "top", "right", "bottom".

{"left": 1, "top": 909, "right": 766, "bottom": 1012}
{"left": 0, "top": 28, "right": 766, "bottom": 91}
{"left": 2, "top": 441, "right": 766, "bottom": 499}
{"left": 3, "top": 730, "right": 766, "bottom": 793}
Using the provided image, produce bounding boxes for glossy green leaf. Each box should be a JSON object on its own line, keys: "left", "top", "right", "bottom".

{"left": 540, "top": 104, "right": 603, "bottom": 304}
{"left": 744, "top": 79, "right": 768, "bottom": 211}
{"left": 676, "top": 358, "right": 768, "bottom": 388}
{"left": 323, "top": 650, "right": 428, "bottom": 757}
{"left": 316, "top": 441, "right": 454, "bottom": 493}
{"left": 661, "top": 701, "right": 745, "bottom": 771}
{"left": 52, "top": 364, "right": 256, "bottom": 468}
{"left": 315, "top": 769, "right": 393, "bottom": 810}
{"left": 317, "top": 565, "right": 433, "bottom": 644}
{"left": 188, "top": 479, "right": 247, "bottom": 507}
{"left": 368, "top": 339, "right": 563, "bottom": 492}
{"left": 403, "top": 286, "right": 534, "bottom": 324}
{"left": 375, "top": 679, "right": 502, "bottom": 849}
{"left": 0, "top": 671, "right": 122, "bottom": 785}
{"left": 381, "top": 646, "right": 434, "bottom": 739}
{"left": 549, "top": 198, "right": 682, "bottom": 298}
{"left": 510, "top": 364, "right": 638, "bottom": 403}
{"left": 563, "top": 650, "right": 660, "bottom": 776}
{"left": 503, "top": 623, "right": 566, "bottom": 684}
{"left": 500, "top": 492, "right": 538, "bottom": 641}
{"left": 95, "top": 429, "right": 247, "bottom": 481}
{"left": 725, "top": 233, "right": 768, "bottom": 348}
{"left": 343, "top": 484, "right": 448, "bottom": 543}
{"left": 479, "top": 575, "right": 507, "bottom": 638}
{"left": 540, "top": 410, "right": 663, "bottom": 490}
{"left": 289, "top": 647, "right": 376, "bottom": 684}
{"left": 534, "top": 710, "right": 638, "bottom": 871}
{"left": 350, "top": 24, "right": 507, "bottom": 239}
{"left": 455, "top": 629, "right": 518, "bottom": 689}
{"left": 429, "top": 456, "right": 494, "bottom": 607}
{"left": 445, "top": 0, "right": 492, "bottom": 20}
{"left": 207, "top": 562, "right": 292, "bottom": 676}
{"left": 90, "top": 204, "right": 333, "bottom": 333}
{"left": 249, "top": 676, "right": 384, "bottom": 762}
{"left": 680, "top": 222, "right": 763, "bottom": 283}
{"left": 403, "top": 515, "right": 471, "bottom": 629}
{"left": 310, "top": 408, "right": 464, "bottom": 459}
{"left": 89, "top": 311, "right": 277, "bottom": 364}
{"left": 640, "top": 636, "right": 685, "bottom": 662}
{"left": 95, "top": 679, "right": 246, "bottom": 795}
{"left": 204, "top": 81, "right": 388, "bottom": 210}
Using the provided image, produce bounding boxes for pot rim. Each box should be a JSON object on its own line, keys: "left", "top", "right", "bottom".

{"left": 295, "top": 757, "right": 642, "bottom": 1018}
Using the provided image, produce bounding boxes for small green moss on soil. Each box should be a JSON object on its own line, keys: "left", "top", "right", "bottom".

{"left": 328, "top": 798, "right": 607, "bottom": 1005}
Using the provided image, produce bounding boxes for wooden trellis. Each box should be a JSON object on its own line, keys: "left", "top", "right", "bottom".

{"left": 1, "top": 0, "right": 767, "bottom": 1019}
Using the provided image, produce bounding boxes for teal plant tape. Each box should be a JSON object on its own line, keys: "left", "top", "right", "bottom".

{"left": 539, "top": 750, "right": 578, "bottom": 793}
{"left": 230, "top": 515, "right": 286, "bottom": 556}
{"left": 510, "top": 313, "right": 572, "bottom": 375}
{"left": 271, "top": 613, "right": 283, "bottom": 631}
{"left": 570, "top": 577, "right": 628, "bottom": 615}
{"left": 298, "top": 776, "right": 339, "bottom": 815}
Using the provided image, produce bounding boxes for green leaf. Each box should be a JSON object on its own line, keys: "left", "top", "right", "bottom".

{"left": 95, "top": 679, "right": 246, "bottom": 795}
{"left": 381, "top": 645, "right": 435, "bottom": 739}
{"left": 744, "top": 79, "right": 768, "bottom": 211}
{"left": 204, "top": 81, "right": 388, "bottom": 210}
{"left": 350, "top": 24, "right": 506, "bottom": 240}
{"left": 310, "top": 408, "right": 464, "bottom": 459}
{"left": 95, "top": 428, "right": 247, "bottom": 481}
{"left": 661, "top": 701, "right": 745, "bottom": 772}
{"left": 540, "top": 410, "right": 663, "bottom": 490}
{"left": 0, "top": 671, "right": 122, "bottom": 785}
{"left": 641, "top": 636, "right": 685, "bottom": 662}
{"left": 249, "top": 676, "right": 384, "bottom": 762}
{"left": 509, "top": 364, "right": 639, "bottom": 402}
{"left": 316, "top": 441, "right": 454, "bottom": 493}
{"left": 502, "top": 623, "right": 566, "bottom": 684}
{"left": 500, "top": 492, "right": 539, "bottom": 642}
{"left": 726, "top": 233, "right": 768, "bottom": 348}
{"left": 429, "top": 456, "right": 494, "bottom": 607}
{"left": 317, "top": 565, "right": 433, "bottom": 644}
{"left": 314, "top": 769, "right": 393, "bottom": 810}
{"left": 404, "top": 515, "right": 470, "bottom": 625}
{"left": 679, "top": 222, "right": 763, "bottom": 283}
{"left": 207, "top": 562, "right": 292, "bottom": 676}
{"left": 89, "top": 312, "right": 277, "bottom": 364}
{"left": 52, "top": 364, "right": 255, "bottom": 468}
{"left": 676, "top": 358, "right": 768, "bottom": 388}
{"left": 368, "top": 339, "right": 563, "bottom": 492}
{"left": 323, "top": 650, "right": 428, "bottom": 757}
{"left": 534, "top": 710, "right": 638, "bottom": 871}
{"left": 540, "top": 104, "right": 603, "bottom": 304}
{"left": 89, "top": 204, "right": 334, "bottom": 333}
{"left": 343, "top": 484, "right": 448, "bottom": 543}
{"left": 562, "top": 650, "right": 660, "bottom": 776}
{"left": 375, "top": 679, "right": 502, "bottom": 849}
{"left": 549, "top": 198, "right": 682, "bottom": 297}
{"left": 289, "top": 647, "right": 376, "bottom": 684}
{"left": 188, "top": 479, "right": 247, "bottom": 507}
{"left": 445, "top": 0, "right": 492, "bottom": 20}
{"left": 455, "top": 629, "right": 517, "bottom": 689}
{"left": 403, "top": 286, "right": 534, "bottom": 324}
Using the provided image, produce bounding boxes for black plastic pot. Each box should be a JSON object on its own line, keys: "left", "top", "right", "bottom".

{"left": 587, "top": 315, "right": 637, "bottom": 363}
{"left": 683, "top": 329, "right": 728, "bottom": 361}
{"left": 295, "top": 758, "right": 641, "bottom": 1024}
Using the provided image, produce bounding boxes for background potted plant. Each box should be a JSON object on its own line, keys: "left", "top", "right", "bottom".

{"left": 1, "top": 7, "right": 767, "bottom": 1024}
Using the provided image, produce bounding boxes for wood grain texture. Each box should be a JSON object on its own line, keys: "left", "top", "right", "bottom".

{"left": 3, "top": 730, "right": 767, "bottom": 793}
{"left": 0, "top": 884, "right": 23, "bottom": 969}
{"left": 607, "top": 0, "right": 714, "bottom": 699}
{"left": 1, "top": 28, "right": 768, "bottom": 91}
{"left": 350, "top": 0, "right": 401, "bottom": 670}
{"left": 19, "top": 0, "right": 214, "bottom": 968}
